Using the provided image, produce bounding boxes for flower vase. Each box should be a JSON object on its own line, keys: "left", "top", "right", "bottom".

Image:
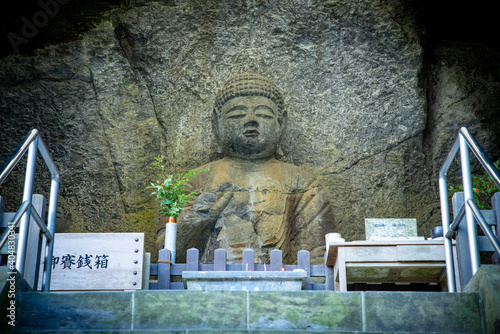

{"left": 164, "top": 216, "right": 177, "bottom": 264}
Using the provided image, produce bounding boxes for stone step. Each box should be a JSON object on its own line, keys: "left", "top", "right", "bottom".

{"left": 0, "top": 331, "right": 486, "bottom": 334}
{"left": 4, "top": 289, "right": 484, "bottom": 333}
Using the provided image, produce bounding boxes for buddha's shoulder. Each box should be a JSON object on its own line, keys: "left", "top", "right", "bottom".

{"left": 286, "top": 161, "right": 318, "bottom": 180}
{"left": 193, "top": 158, "right": 318, "bottom": 184}
{"left": 192, "top": 159, "right": 229, "bottom": 174}
{"left": 192, "top": 160, "right": 216, "bottom": 172}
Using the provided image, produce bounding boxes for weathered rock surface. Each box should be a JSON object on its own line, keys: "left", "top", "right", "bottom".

{"left": 424, "top": 43, "right": 500, "bottom": 190}
{"left": 0, "top": 0, "right": 499, "bottom": 261}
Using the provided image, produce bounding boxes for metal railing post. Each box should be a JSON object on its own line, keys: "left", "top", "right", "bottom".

{"left": 439, "top": 174, "right": 456, "bottom": 292}
{"left": 16, "top": 136, "right": 39, "bottom": 275}
{"left": 42, "top": 176, "right": 59, "bottom": 291}
{"left": 459, "top": 134, "right": 480, "bottom": 276}
{"left": 438, "top": 135, "right": 459, "bottom": 292}
{"left": 38, "top": 136, "right": 60, "bottom": 291}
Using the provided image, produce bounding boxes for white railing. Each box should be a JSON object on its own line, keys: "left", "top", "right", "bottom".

{"left": 438, "top": 127, "right": 500, "bottom": 292}
{"left": 0, "top": 129, "right": 59, "bottom": 292}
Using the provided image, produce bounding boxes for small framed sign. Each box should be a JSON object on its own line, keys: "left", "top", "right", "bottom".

{"left": 365, "top": 218, "right": 421, "bottom": 241}
{"left": 38, "top": 233, "right": 144, "bottom": 291}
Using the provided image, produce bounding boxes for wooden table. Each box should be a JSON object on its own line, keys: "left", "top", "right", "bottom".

{"left": 325, "top": 239, "right": 459, "bottom": 291}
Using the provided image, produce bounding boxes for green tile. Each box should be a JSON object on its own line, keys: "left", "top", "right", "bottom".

{"left": 185, "top": 331, "right": 394, "bottom": 334}
{"left": 133, "top": 290, "right": 246, "bottom": 330}
{"left": 186, "top": 331, "right": 337, "bottom": 334}
{"left": 364, "top": 291, "right": 482, "bottom": 333}
{"left": 7, "top": 332, "right": 185, "bottom": 334}
{"left": 248, "top": 291, "right": 362, "bottom": 331}
{"left": 16, "top": 291, "right": 133, "bottom": 330}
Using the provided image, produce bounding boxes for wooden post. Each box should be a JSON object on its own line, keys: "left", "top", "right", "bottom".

{"left": 324, "top": 251, "right": 335, "bottom": 291}
{"left": 25, "top": 194, "right": 46, "bottom": 290}
{"left": 492, "top": 193, "right": 500, "bottom": 265}
{"left": 143, "top": 252, "right": 151, "bottom": 290}
{"left": 186, "top": 248, "right": 199, "bottom": 271}
{"left": 452, "top": 192, "right": 472, "bottom": 290}
{"left": 0, "top": 195, "right": 4, "bottom": 264}
{"left": 214, "top": 248, "right": 226, "bottom": 271}
{"left": 335, "top": 246, "right": 347, "bottom": 291}
{"left": 270, "top": 249, "right": 282, "bottom": 271}
{"left": 242, "top": 249, "right": 254, "bottom": 271}
{"left": 158, "top": 249, "right": 171, "bottom": 289}
{"left": 297, "top": 250, "right": 310, "bottom": 290}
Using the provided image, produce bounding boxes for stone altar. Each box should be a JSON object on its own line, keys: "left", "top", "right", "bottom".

{"left": 182, "top": 270, "right": 307, "bottom": 291}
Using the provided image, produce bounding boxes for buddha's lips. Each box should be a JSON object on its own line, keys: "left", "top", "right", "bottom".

{"left": 244, "top": 129, "right": 260, "bottom": 137}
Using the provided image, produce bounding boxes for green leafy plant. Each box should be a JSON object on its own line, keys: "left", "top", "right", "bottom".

{"left": 449, "top": 159, "right": 500, "bottom": 210}
{"left": 147, "top": 154, "right": 208, "bottom": 217}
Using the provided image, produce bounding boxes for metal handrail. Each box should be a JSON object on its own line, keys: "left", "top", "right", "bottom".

{"left": 467, "top": 199, "right": 500, "bottom": 254}
{"left": 445, "top": 204, "right": 465, "bottom": 239}
{"left": 0, "top": 201, "right": 54, "bottom": 248}
{"left": 0, "top": 129, "right": 59, "bottom": 292}
{"left": 438, "top": 127, "right": 500, "bottom": 292}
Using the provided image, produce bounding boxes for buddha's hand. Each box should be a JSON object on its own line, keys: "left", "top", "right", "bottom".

{"left": 185, "top": 191, "right": 233, "bottom": 223}
{"left": 175, "top": 191, "right": 234, "bottom": 253}
{"left": 209, "top": 192, "right": 234, "bottom": 220}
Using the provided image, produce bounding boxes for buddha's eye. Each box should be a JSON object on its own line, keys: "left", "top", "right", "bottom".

{"left": 226, "top": 108, "right": 247, "bottom": 119}
{"left": 256, "top": 112, "right": 275, "bottom": 119}
{"left": 255, "top": 107, "right": 275, "bottom": 119}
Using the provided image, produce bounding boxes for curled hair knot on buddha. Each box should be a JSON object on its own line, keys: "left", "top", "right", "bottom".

{"left": 213, "top": 72, "right": 286, "bottom": 125}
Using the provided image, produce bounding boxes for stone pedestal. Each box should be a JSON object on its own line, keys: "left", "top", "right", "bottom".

{"left": 182, "top": 270, "right": 307, "bottom": 291}
{"left": 464, "top": 265, "right": 500, "bottom": 334}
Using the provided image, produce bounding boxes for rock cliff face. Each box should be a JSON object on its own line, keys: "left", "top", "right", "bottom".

{"left": 1, "top": 0, "right": 499, "bottom": 261}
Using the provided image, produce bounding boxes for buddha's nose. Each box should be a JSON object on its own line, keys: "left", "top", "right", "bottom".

{"left": 244, "top": 113, "right": 259, "bottom": 127}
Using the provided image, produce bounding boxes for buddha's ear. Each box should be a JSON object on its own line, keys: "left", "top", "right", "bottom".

{"left": 278, "top": 108, "right": 287, "bottom": 133}
{"left": 275, "top": 145, "right": 284, "bottom": 159}
{"left": 276, "top": 109, "right": 287, "bottom": 159}
{"left": 211, "top": 109, "right": 223, "bottom": 153}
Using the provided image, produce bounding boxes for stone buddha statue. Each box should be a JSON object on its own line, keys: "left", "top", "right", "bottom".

{"left": 159, "top": 73, "right": 333, "bottom": 264}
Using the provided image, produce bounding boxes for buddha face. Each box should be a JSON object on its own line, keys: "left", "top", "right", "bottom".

{"left": 217, "top": 96, "right": 281, "bottom": 159}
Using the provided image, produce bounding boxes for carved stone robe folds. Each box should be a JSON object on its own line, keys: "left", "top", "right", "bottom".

{"left": 173, "top": 157, "right": 334, "bottom": 264}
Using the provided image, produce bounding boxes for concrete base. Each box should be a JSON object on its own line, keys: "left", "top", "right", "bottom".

{"left": 464, "top": 265, "right": 500, "bottom": 334}
{"left": 0, "top": 266, "right": 32, "bottom": 331}
{"left": 4, "top": 290, "right": 484, "bottom": 333}
{"left": 4, "top": 265, "right": 499, "bottom": 333}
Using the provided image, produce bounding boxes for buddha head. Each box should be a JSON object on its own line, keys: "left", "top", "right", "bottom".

{"left": 213, "top": 73, "right": 286, "bottom": 160}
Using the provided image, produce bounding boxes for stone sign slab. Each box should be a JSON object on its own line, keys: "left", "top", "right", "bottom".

{"left": 37, "top": 233, "right": 144, "bottom": 291}
{"left": 365, "top": 218, "right": 421, "bottom": 241}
